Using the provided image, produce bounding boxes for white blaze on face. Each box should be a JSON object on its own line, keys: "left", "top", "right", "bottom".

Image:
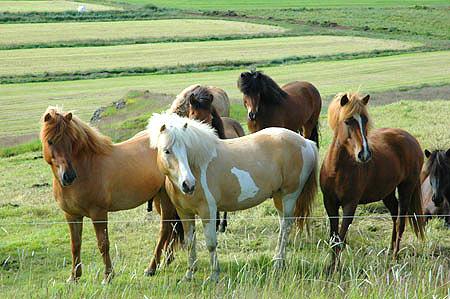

{"left": 172, "top": 142, "right": 195, "bottom": 192}
{"left": 354, "top": 113, "right": 370, "bottom": 161}
{"left": 231, "top": 167, "right": 259, "bottom": 202}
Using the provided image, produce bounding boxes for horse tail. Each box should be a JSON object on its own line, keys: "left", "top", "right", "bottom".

{"left": 295, "top": 141, "right": 319, "bottom": 230}
{"left": 309, "top": 122, "right": 320, "bottom": 149}
{"left": 408, "top": 179, "right": 426, "bottom": 240}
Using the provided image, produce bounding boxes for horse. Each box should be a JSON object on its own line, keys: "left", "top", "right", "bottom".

{"left": 320, "top": 92, "right": 425, "bottom": 267}
{"left": 147, "top": 113, "right": 318, "bottom": 282}
{"left": 40, "top": 107, "right": 183, "bottom": 283}
{"left": 187, "top": 88, "right": 245, "bottom": 232}
{"left": 147, "top": 85, "right": 232, "bottom": 217}
{"left": 170, "top": 84, "right": 230, "bottom": 117}
{"left": 421, "top": 149, "right": 450, "bottom": 226}
{"left": 237, "top": 70, "right": 321, "bottom": 146}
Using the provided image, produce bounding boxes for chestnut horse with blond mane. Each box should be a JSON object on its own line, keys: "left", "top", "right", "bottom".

{"left": 147, "top": 113, "right": 319, "bottom": 282}
{"left": 237, "top": 70, "right": 321, "bottom": 146}
{"left": 40, "top": 107, "right": 183, "bottom": 283}
{"left": 320, "top": 92, "right": 425, "bottom": 267}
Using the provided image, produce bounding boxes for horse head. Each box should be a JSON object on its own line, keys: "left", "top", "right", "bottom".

{"left": 330, "top": 92, "right": 372, "bottom": 163}
{"left": 424, "top": 149, "right": 450, "bottom": 206}
{"left": 188, "top": 90, "right": 213, "bottom": 123}
{"left": 41, "top": 108, "right": 78, "bottom": 186}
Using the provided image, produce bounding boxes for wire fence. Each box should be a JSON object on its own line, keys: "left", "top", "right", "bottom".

{"left": 0, "top": 213, "right": 444, "bottom": 226}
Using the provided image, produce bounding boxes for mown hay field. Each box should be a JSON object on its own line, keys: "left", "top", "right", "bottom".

{"left": 0, "top": 36, "right": 419, "bottom": 77}
{"left": 0, "top": 19, "right": 285, "bottom": 47}
{"left": 1, "top": 100, "right": 450, "bottom": 298}
{"left": 1, "top": 51, "right": 448, "bottom": 141}
{"left": 121, "top": 0, "right": 450, "bottom": 9}
{"left": 0, "top": 1, "right": 119, "bottom": 13}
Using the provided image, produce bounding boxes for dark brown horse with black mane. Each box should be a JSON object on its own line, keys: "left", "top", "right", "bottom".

{"left": 421, "top": 149, "right": 450, "bottom": 226}
{"left": 320, "top": 92, "right": 425, "bottom": 268}
{"left": 187, "top": 87, "right": 245, "bottom": 232}
{"left": 237, "top": 70, "right": 321, "bottom": 146}
{"left": 40, "top": 107, "right": 183, "bottom": 283}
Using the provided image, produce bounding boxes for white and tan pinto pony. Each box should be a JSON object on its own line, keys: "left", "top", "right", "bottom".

{"left": 147, "top": 113, "right": 319, "bottom": 281}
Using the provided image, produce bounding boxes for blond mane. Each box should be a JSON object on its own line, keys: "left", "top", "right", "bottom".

{"left": 40, "top": 106, "right": 113, "bottom": 155}
{"left": 328, "top": 92, "right": 372, "bottom": 131}
{"left": 147, "top": 113, "right": 218, "bottom": 167}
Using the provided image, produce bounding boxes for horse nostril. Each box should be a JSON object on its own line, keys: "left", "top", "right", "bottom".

{"left": 248, "top": 112, "right": 256, "bottom": 121}
{"left": 182, "top": 181, "right": 194, "bottom": 194}
{"left": 358, "top": 151, "right": 364, "bottom": 160}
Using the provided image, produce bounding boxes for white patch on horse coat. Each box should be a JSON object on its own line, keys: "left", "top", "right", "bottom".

{"left": 200, "top": 152, "right": 218, "bottom": 222}
{"left": 284, "top": 139, "right": 317, "bottom": 206}
{"left": 231, "top": 167, "right": 259, "bottom": 202}
{"left": 172, "top": 142, "right": 196, "bottom": 191}
{"left": 354, "top": 113, "right": 370, "bottom": 160}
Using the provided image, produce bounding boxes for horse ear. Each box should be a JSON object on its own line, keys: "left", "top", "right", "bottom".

{"left": 424, "top": 149, "right": 431, "bottom": 158}
{"left": 44, "top": 113, "right": 52, "bottom": 122}
{"left": 160, "top": 124, "right": 166, "bottom": 132}
{"left": 65, "top": 112, "right": 72, "bottom": 121}
{"left": 362, "top": 94, "right": 370, "bottom": 105}
{"left": 188, "top": 93, "right": 196, "bottom": 105}
{"left": 183, "top": 123, "right": 188, "bottom": 130}
{"left": 340, "top": 94, "right": 349, "bottom": 106}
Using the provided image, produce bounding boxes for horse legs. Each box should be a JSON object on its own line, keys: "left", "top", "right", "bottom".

{"left": 382, "top": 192, "right": 399, "bottom": 252}
{"left": 218, "top": 212, "right": 228, "bottom": 233}
{"left": 395, "top": 183, "right": 414, "bottom": 258}
{"left": 179, "top": 214, "right": 196, "bottom": 281}
{"left": 323, "top": 193, "right": 340, "bottom": 255}
{"left": 91, "top": 210, "right": 113, "bottom": 284}
{"left": 338, "top": 202, "right": 358, "bottom": 247}
{"left": 145, "top": 191, "right": 179, "bottom": 276}
{"left": 65, "top": 213, "right": 83, "bottom": 282}
{"left": 202, "top": 218, "right": 220, "bottom": 282}
{"left": 273, "top": 193, "right": 296, "bottom": 269}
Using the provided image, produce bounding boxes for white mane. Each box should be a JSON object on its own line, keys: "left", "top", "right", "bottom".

{"left": 147, "top": 113, "right": 218, "bottom": 167}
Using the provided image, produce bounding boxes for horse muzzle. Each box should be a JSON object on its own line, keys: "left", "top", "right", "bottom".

{"left": 181, "top": 180, "right": 195, "bottom": 195}
{"left": 61, "top": 169, "right": 77, "bottom": 186}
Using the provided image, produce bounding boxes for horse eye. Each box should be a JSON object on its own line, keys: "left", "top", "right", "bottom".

{"left": 344, "top": 119, "right": 352, "bottom": 125}
{"left": 48, "top": 140, "right": 53, "bottom": 145}
{"left": 164, "top": 149, "right": 171, "bottom": 155}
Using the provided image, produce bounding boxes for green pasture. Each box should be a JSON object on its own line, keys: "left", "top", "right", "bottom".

{"left": 1, "top": 51, "right": 449, "bottom": 144}
{"left": 119, "top": 0, "right": 450, "bottom": 9}
{"left": 0, "top": 19, "right": 285, "bottom": 47}
{"left": 0, "top": 36, "right": 419, "bottom": 77}
{"left": 246, "top": 6, "right": 450, "bottom": 40}
{"left": 1, "top": 100, "right": 450, "bottom": 298}
{"left": 0, "top": 1, "right": 119, "bottom": 12}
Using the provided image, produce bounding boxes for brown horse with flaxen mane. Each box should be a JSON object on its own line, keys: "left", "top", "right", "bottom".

{"left": 40, "top": 107, "right": 183, "bottom": 283}
{"left": 320, "top": 92, "right": 425, "bottom": 268}
{"left": 187, "top": 87, "right": 245, "bottom": 232}
{"left": 237, "top": 70, "right": 321, "bottom": 146}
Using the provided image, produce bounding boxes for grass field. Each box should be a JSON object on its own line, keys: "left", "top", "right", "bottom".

{"left": 1, "top": 51, "right": 448, "bottom": 143}
{"left": 0, "top": 1, "right": 119, "bottom": 12}
{"left": 120, "top": 0, "right": 450, "bottom": 9}
{"left": 0, "top": 19, "right": 285, "bottom": 47}
{"left": 247, "top": 6, "right": 450, "bottom": 40}
{"left": 1, "top": 100, "right": 450, "bottom": 297}
{"left": 0, "top": 36, "right": 419, "bottom": 77}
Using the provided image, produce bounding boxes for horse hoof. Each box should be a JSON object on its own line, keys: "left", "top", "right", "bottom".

{"left": 272, "top": 258, "right": 285, "bottom": 270}
{"left": 144, "top": 268, "right": 156, "bottom": 276}
{"left": 66, "top": 275, "right": 79, "bottom": 283}
{"left": 101, "top": 272, "right": 114, "bottom": 285}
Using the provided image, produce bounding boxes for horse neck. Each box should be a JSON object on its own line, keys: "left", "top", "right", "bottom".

{"left": 210, "top": 108, "right": 226, "bottom": 139}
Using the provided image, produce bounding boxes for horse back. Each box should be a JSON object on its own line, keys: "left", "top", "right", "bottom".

{"left": 222, "top": 117, "right": 245, "bottom": 139}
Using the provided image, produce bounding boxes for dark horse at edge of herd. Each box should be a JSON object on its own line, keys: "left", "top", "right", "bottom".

{"left": 38, "top": 70, "right": 448, "bottom": 284}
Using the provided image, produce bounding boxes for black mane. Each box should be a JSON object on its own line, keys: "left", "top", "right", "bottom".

{"left": 427, "top": 149, "right": 450, "bottom": 175}
{"left": 237, "top": 70, "right": 287, "bottom": 104}
{"left": 188, "top": 86, "right": 213, "bottom": 110}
